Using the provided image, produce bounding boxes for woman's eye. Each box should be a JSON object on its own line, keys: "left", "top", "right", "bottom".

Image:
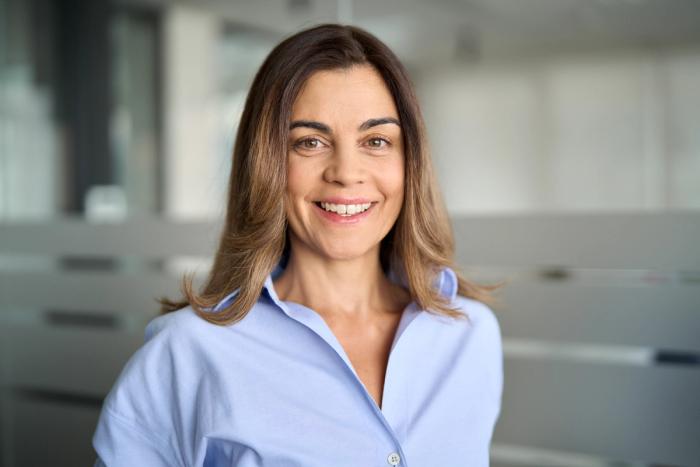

{"left": 295, "top": 138, "right": 323, "bottom": 150}
{"left": 367, "top": 137, "right": 389, "bottom": 149}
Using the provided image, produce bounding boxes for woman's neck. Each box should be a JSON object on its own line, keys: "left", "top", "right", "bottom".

{"left": 272, "top": 245, "right": 409, "bottom": 322}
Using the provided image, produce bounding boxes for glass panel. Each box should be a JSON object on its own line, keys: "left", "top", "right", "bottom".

{"left": 0, "top": 0, "right": 61, "bottom": 221}
{"left": 109, "top": 10, "right": 160, "bottom": 218}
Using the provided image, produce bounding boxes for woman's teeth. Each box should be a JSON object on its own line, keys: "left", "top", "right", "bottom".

{"left": 319, "top": 202, "right": 372, "bottom": 216}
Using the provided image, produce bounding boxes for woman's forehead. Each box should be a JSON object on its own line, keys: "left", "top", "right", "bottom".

{"left": 290, "top": 65, "right": 399, "bottom": 124}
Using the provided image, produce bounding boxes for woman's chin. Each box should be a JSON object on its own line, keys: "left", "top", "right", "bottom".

{"left": 316, "top": 244, "right": 377, "bottom": 262}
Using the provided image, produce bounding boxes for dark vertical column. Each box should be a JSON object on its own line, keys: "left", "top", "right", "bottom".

{"left": 152, "top": 11, "right": 164, "bottom": 214}
{"left": 54, "top": 0, "right": 112, "bottom": 213}
{"left": 30, "top": 0, "right": 56, "bottom": 89}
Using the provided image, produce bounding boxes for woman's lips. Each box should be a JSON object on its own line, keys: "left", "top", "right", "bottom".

{"left": 316, "top": 197, "right": 373, "bottom": 205}
{"left": 313, "top": 201, "right": 376, "bottom": 224}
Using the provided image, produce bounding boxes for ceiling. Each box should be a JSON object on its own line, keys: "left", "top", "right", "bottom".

{"left": 116, "top": 0, "right": 700, "bottom": 65}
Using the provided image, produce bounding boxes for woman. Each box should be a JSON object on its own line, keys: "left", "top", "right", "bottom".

{"left": 93, "top": 23, "right": 504, "bottom": 467}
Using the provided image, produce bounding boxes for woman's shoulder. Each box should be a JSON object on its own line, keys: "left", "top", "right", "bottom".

{"left": 453, "top": 295, "right": 501, "bottom": 330}
{"left": 94, "top": 307, "right": 208, "bottom": 466}
{"left": 451, "top": 295, "right": 504, "bottom": 403}
{"left": 454, "top": 295, "right": 501, "bottom": 351}
{"left": 142, "top": 301, "right": 251, "bottom": 346}
{"left": 418, "top": 293, "right": 503, "bottom": 369}
{"left": 143, "top": 306, "right": 206, "bottom": 342}
{"left": 100, "top": 307, "right": 226, "bottom": 418}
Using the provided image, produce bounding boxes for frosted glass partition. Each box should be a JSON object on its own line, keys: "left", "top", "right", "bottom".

{"left": 1, "top": 212, "right": 698, "bottom": 466}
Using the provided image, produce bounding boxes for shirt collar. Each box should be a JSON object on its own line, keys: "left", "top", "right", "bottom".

{"left": 213, "top": 257, "right": 458, "bottom": 313}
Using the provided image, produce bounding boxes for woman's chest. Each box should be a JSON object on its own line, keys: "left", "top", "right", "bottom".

{"left": 189, "top": 324, "right": 496, "bottom": 466}
{"left": 327, "top": 315, "right": 403, "bottom": 409}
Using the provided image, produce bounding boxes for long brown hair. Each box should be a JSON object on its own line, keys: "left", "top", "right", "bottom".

{"left": 160, "top": 23, "right": 503, "bottom": 325}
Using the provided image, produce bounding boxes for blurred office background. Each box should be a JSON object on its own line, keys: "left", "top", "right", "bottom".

{"left": 1, "top": 0, "right": 699, "bottom": 466}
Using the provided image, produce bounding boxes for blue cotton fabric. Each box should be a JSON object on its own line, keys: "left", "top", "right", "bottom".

{"left": 92, "top": 264, "right": 503, "bottom": 466}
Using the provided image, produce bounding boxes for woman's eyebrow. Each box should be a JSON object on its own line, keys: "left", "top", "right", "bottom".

{"left": 290, "top": 120, "right": 331, "bottom": 134}
{"left": 358, "top": 117, "right": 400, "bottom": 131}
{"left": 289, "top": 117, "right": 401, "bottom": 134}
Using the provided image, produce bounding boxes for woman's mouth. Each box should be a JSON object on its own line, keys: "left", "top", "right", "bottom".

{"left": 316, "top": 201, "right": 372, "bottom": 216}
{"left": 313, "top": 201, "right": 376, "bottom": 224}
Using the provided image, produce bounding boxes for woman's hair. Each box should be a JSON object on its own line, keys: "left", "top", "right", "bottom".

{"left": 159, "top": 23, "right": 503, "bottom": 325}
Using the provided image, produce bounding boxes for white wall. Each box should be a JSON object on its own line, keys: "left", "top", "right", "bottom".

{"left": 417, "top": 49, "right": 700, "bottom": 215}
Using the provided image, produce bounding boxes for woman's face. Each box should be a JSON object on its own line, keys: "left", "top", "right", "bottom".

{"left": 285, "top": 64, "right": 404, "bottom": 262}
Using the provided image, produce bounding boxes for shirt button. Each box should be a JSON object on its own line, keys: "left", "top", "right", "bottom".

{"left": 387, "top": 452, "right": 401, "bottom": 466}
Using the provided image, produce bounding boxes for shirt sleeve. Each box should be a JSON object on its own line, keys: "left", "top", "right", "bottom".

{"left": 93, "top": 405, "right": 180, "bottom": 466}
{"left": 494, "top": 317, "right": 504, "bottom": 418}
{"left": 482, "top": 303, "right": 504, "bottom": 439}
{"left": 92, "top": 313, "right": 187, "bottom": 466}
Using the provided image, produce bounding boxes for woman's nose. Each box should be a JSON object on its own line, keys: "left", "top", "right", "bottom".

{"left": 322, "top": 142, "right": 366, "bottom": 186}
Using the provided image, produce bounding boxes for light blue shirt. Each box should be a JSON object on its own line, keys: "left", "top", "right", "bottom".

{"left": 92, "top": 262, "right": 503, "bottom": 466}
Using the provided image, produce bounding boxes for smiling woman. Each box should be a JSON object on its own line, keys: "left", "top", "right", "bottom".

{"left": 282, "top": 66, "right": 405, "bottom": 262}
{"left": 92, "top": 23, "right": 505, "bottom": 467}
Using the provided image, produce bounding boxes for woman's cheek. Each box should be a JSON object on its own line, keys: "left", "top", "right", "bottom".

{"left": 380, "top": 158, "right": 404, "bottom": 201}
{"left": 286, "top": 157, "right": 311, "bottom": 196}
